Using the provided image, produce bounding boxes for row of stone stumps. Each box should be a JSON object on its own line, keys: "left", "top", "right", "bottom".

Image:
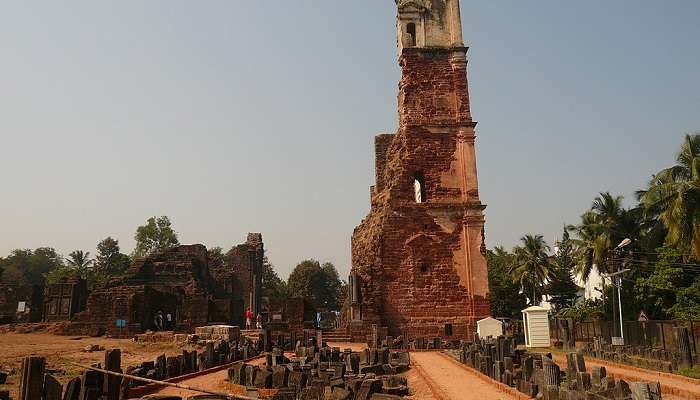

{"left": 580, "top": 327, "right": 697, "bottom": 373}
{"left": 228, "top": 344, "right": 411, "bottom": 400}
{"left": 10, "top": 350, "right": 126, "bottom": 400}
{"left": 5, "top": 339, "right": 262, "bottom": 400}
{"left": 447, "top": 336, "right": 664, "bottom": 400}
{"left": 127, "top": 339, "right": 260, "bottom": 389}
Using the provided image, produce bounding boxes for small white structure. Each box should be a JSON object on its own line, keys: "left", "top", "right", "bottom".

{"left": 575, "top": 267, "right": 605, "bottom": 301}
{"left": 476, "top": 317, "right": 504, "bottom": 339}
{"left": 522, "top": 305, "right": 550, "bottom": 348}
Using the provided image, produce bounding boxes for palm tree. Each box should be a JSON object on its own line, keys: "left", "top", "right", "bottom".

{"left": 66, "top": 250, "right": 93, "bottom": 278}
{"left": 509, "top": 234, "right": 553, "bottom": 306}
{"left": 638, "top": 134, "right": 700, "bottom": 260}
{"left": 569, "top": 192, "right": 641, "bottom": 280}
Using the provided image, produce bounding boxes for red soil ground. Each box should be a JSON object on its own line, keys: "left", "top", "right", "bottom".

{"left": 0, "top": 332, "right": 190, "bottom": 399}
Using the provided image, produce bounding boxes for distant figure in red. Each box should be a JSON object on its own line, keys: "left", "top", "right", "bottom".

{"left": 245, "top": 308, "right": 253, "bottom": 329}
{"left": 256, "top": 313, "right": 263, "bottom": 329}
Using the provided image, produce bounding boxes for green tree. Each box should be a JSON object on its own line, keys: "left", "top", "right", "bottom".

{"left": 669, "top": 277, "right": 700, "bottom": 320}
{"left": 509, "top": 234, "right": 553, "bottom": 306}
{"left": 546, "top": 229, "right": 580, "bottom": 312}
{"left": 288, "top": 260, "right": 325, "bottom": 305}
{"left": 0, "top": 248, "right": 63, "bottom": 286}
{"left": 133, "top": 216, "right": 179, "bottom": 257}
{"left": 487, "top": 246, "right": 527, "bottom": 318}
{"left": 320, "top": 262, "right": 342, "bottom": 310}
{"left": 45, "top": 265, "right": 79, "bottom": 284}
{"left": 634, "top": 246, "right": 690, "bottom": 319}
{"left": 638, "top": 134, "right": 700, "bottom": 260}
{"left": 560, "top": 299, "right": 605, "bottom": 321}
{"left": 93, "top": 237, "right": 131, "bottom": 287}
{"left": 287, "top": 259, "right": 343, "bottom": 310}
{"left": 569, "top": 193, "right": 641, "bottom": 281}
{"left": 261, "top": 256, "right": 288, "bottom": 302}
{"left": 65, "top": 250, "right": 93, "bottom": 278}
{"left": 207, "top": 246, "right": 226, "bottom": 269}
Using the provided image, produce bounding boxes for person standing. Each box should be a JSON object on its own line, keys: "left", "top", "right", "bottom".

{"left": 155, "top": 311, "right": 164, "bottom": 331}
{"left": 256, "top": 313, "right": 263, "bottom": 329}
{"left": 245, "top": 308, "right": 253, "bottom": 329}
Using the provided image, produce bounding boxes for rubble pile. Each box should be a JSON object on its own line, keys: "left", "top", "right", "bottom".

{"left": 227, "top": 344, "right": 412, "bottom": 400}
{"left": 193, "top": 325, "right": 240, "bottom": 342}
{"left": 127, "top": 339, "right": 260, "bottom": 388}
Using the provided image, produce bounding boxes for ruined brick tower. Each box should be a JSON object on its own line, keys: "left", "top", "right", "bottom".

{"left": 349, "top": 0, "right": 490, "bottom": 340}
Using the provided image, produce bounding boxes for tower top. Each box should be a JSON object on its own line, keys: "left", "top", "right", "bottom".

{"left": 396, "top": 0, "right": 464, "bottom": 53}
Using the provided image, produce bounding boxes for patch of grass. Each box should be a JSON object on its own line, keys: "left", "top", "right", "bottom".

{"left": 677, "top": 366, "right": 700, "bottom": 379}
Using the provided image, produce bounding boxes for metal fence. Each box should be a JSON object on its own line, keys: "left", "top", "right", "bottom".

{"left": 551, "top": 318, "right": 699, "bottom": 356}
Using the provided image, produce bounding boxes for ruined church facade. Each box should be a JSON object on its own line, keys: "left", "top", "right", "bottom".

{"left": 349, "top": 0, "right": 490, "bottom": 340}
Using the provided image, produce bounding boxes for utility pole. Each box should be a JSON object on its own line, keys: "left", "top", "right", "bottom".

{"left": 603, "top": 238, "right": 631, "bottom": 346}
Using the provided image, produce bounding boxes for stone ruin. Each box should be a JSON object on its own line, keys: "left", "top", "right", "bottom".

{"left": 447, "top": 336, "right": 665, "bottom": 400}
{"left": 5, "top": 327, "right": 413, "bottom": 400}
{"left": 226, "top": 344, "right": 412, "bottom": 400}
{"left": 348, "top": 0, "right": 490, "bottom": 342}
{"left": 42, "top": 277, "right": 88, "bottom": 322}
{"left": 0, "top": 284, "right": 43, "bottom": 324}
{"left": 58, "top": 234, "right": 266, "bottom": 336}
{"left": 0, "top": 277, "right": 88, "bottom": 325}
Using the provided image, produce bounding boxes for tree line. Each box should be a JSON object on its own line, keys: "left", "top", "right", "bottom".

{"left": 488, "top": 134, "right": 700, "bottom": 321}
{"left": 0, "top": 216, "right": 179, "bottom": 289}
{"left": 0, "top": 215, "right": 346, "bottom": 312}
{"left": 260, "top": 258, "right": 346, "bottom": 312}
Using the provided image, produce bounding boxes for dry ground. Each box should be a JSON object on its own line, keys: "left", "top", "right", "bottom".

{"left": 6, "top": 334, "right": 690, "bottom": 400}
{"left": 0, "top": 332, "right": 187, "bottom": 399}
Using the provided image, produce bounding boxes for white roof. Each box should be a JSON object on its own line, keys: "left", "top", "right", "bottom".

{"left": 477, "top": 316, "right": 500, "bottom": 323}
{"left": 522, "top": 305, "right": 549, "bottom": 312}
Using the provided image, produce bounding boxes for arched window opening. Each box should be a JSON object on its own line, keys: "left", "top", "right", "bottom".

{"left": 406, "top": 23, "right": 417, "bottom": 47}
{"left": 414, "top": 172, "right": 426, "bottom": 203}
{"left": 420, "top": 264, "right": 429, "bottom": 274}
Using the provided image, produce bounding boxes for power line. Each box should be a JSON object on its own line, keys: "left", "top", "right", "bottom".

{"left": 610, "top": 257, "right": 700, "bottom": 270}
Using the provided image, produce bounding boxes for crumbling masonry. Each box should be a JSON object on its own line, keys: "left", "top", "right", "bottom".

{"left": 349, "top": 0, "right": 490, "bottom": 340}
{"left": 64, "top": 234, "right": 265, "bottom": 336}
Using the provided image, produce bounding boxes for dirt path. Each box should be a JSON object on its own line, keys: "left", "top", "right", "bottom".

{"left": 550, "top": 353, "right": 698, "bottom": 400}
{"left": 410, "top": 352, "right": 523, "bottom": 400}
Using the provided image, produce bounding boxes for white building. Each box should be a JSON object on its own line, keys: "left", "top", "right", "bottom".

{"left": 574, "top": 266, "right": 605, "bottom": 301}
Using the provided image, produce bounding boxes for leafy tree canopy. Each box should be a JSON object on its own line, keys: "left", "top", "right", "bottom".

{"left": 93, "top": 237, "right": 131, "bottom": 287}
{"left": 287, "top": 259, "right": 343, "bottom": 311}
{"left": 634, "top": 246, "right": 691, "bottom": 319}
{"left": 638, "top": 134, "right": 700, "bottom": 260}
{"left": 669, "top": 277, "right": 700, "bottom": 320}
{"left": 207, "top": 246, "right": 226, "bottom": 269}
{"left": 560, "top": 299, "right": 605, "bottom": 321}
{"left": 133, "top": 216, "right": 179, "bottom": 257}
{"left": 261, "top": 256, "right": 288, "bottom": 304}
{"left": 509, "top": 234, "right": 553, "bottom": 306}
{"left": 547, "top": 229, "right": 581, "bottom": 312}
{"left": 0, "top": 248, "right": 63, "bottom": 286}
{"left": 487, "top": 247, "right": 527, "bottom": 318}
{"left": 45, "top": 250, "right": 94, "bottom": 284}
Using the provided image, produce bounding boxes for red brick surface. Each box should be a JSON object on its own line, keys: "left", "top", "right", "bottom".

{"left": 350, "top": 46, "right": 490, "bottom": 341}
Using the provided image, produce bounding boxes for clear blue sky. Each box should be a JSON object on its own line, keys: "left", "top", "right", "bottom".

{"left": 1, "top": 1, "right": 698, "bottom": 279}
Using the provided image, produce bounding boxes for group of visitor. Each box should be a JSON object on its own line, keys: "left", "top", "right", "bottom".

{"left": 245, "top": 308, "right": 262, "bottom": 329}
